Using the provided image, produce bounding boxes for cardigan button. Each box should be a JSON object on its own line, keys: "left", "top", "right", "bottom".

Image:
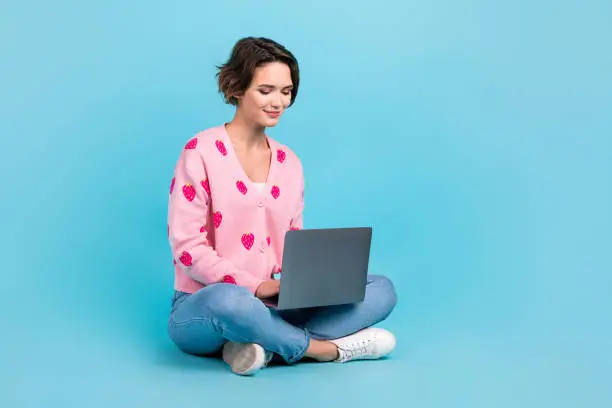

{"left": 257, "top": 201, "right": 264, "bottom": 207}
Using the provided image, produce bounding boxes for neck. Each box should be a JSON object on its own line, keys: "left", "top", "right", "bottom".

{"left": 226, "top": 114, "right": 267, "bottom": 150}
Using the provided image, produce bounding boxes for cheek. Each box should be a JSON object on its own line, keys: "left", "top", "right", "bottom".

{"left": 250, "top": 93, "right": 269, "bottom": 109}
{"left": 282, "top": 95, "right": 292, "bottom": 107}
{"left": 240, "top": 95, "right": 266, "bottom": 116}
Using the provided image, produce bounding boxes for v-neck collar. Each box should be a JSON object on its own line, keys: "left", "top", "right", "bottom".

{"left": 220, "top": 124, "right": 277, "bottom": 196}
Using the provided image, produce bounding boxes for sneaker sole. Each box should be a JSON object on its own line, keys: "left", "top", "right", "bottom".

{"left": 222, "top": 342, "right": 266, "bottom": 376}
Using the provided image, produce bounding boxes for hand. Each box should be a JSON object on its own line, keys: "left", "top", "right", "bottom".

{"left": 255, "top": 279, "right": 280, "bottom": 299}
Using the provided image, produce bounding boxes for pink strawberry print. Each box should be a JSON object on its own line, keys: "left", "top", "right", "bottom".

{"left": 223, "top": 275, "right": 237, "bottom": 285}
{"left": 173, "top": 259, "right": 177, "bottom": 265}
{"left": 213, "top": 211, "right": 223, "bottom": 228}
{"left": 215, "top": 140, "right": 227, "bottom": 156}
{"left": 236, "top": 180, "right": 248, "bottom": 195}
{"left": 201, "top": 178, "right": 211, "bottom": 195}
{"left": 200, "top": 224, "right": 207, "bottom": 234}
{"left": 179, "top": 251, "right": 193, "bottom": 266}
{"left": 277, "top": 149, "right": 286, "bottom": 163}
{"left": 271, "top": 185, "right": 280, "bottom": 199}
{"left": 241, "top": 233, "right": 255, "bottom": 250}
{"left": 169, "top": 177, "right": 175, "bottom": 194}
{"left": 266, "top": 236, "right": 271, "bottom": 246}
{"left": 185, "top": 138, "right": 198, "bottom": 149}
{"left": 182, "top": 184, "right": 196, "bottom": 201}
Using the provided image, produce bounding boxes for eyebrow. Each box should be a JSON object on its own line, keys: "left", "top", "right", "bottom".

{"left": 257, "top": 84, "right": 293, "bottom": 89}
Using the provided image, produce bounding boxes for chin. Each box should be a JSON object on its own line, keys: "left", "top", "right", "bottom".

{"left": 262, "top": 118, "right": 281, "bottom": 128}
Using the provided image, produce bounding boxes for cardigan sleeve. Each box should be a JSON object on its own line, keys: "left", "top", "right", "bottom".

{"left": 167, "top": 145, "right": 265, "bottom": 294}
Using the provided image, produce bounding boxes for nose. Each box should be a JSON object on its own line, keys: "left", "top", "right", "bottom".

{"left": 271, "top": 92, "right": 282, "bottom": 109}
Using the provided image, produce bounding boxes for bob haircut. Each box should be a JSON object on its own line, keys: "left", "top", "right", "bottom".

{"left": 216, "top": 37, "right": 300, "bottom": 107}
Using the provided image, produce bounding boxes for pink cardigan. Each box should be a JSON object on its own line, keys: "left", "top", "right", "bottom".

{"left": 167, "top": 125, "right": 304, "bottom": 294}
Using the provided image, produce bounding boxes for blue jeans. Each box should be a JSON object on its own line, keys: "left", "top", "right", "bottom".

{"left": 167, "top": 275, "right": 397, "bottom": 364}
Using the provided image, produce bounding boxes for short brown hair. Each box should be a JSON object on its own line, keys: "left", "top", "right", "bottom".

{"left": 216, "top": 37, "right": 300, "bottom": 106}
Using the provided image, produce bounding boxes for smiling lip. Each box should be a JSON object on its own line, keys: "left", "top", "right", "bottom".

{"left": 264, "top": 111, "right": 281, "bottom": 118}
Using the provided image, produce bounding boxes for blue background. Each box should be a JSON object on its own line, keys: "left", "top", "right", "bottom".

{"left": 1, "top": 1, "right": 611, "bottom": 407}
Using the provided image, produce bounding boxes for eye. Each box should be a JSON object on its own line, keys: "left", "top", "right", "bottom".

{"left": 259, "top": 90, "right": 270, "bottom": 95}
{"left": 282, "top": 91, "right": 291, "bottom": 96}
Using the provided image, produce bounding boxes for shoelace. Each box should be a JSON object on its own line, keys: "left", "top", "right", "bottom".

{"left": 339, "top": 336, "right": 375, "bottom": 361}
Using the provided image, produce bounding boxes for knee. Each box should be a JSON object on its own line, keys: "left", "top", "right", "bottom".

{"left": 367, "top": 275, "right": 397, "bottom": 319}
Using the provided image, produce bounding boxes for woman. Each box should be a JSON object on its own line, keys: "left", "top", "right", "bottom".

{"left": 167, "top": 37, "right": 397, "bottom": 375}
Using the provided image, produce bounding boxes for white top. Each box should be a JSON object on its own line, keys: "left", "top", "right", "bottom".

{"left": 253, "top": 182, "right": 266, "bottom": 193}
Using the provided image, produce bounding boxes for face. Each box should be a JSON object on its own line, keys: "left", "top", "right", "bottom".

{"left": 235, "top": 62, "right": 293, "bottom": 128}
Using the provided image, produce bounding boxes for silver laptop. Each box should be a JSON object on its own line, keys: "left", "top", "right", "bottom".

{"left": 263, "top": 227, "right": 372, "bottom": 310}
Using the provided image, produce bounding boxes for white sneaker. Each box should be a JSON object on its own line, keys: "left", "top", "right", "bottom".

{"left": 222, "top": 342, "right": 273, "bottom": 375}
{"left": 330, "top": 328, "right": 396, "bottom": 363}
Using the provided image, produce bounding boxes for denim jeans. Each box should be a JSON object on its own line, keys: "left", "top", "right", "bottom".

{"left": 167, "top": 275, "right": 397, "bottom": 364}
